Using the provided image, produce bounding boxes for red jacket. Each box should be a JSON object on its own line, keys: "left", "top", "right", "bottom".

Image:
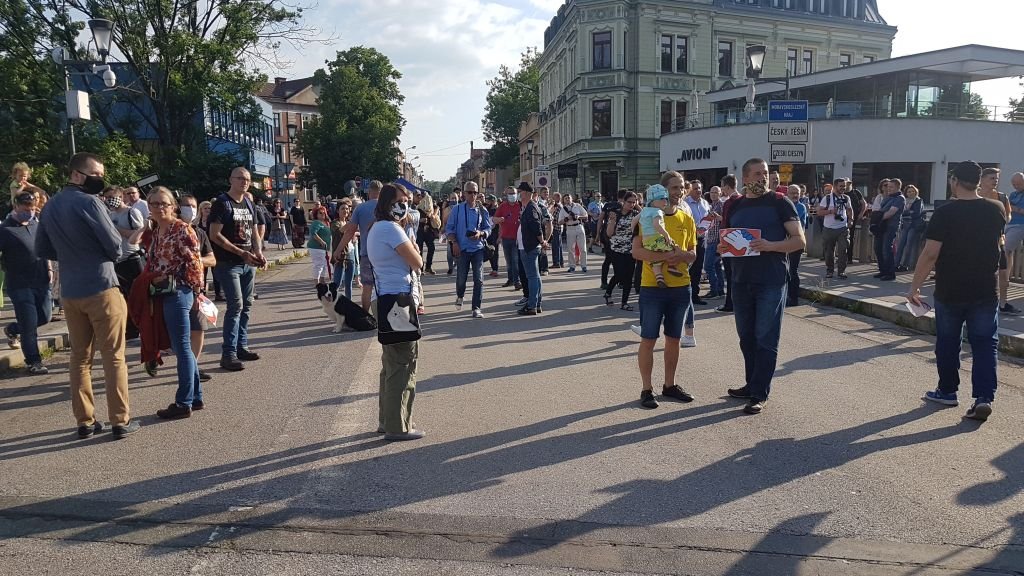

{"left": 128, "top": 269, "right": 170, "bottom": 365}
{"left": 494, "top": 201, "right": 521, "bottom": 240}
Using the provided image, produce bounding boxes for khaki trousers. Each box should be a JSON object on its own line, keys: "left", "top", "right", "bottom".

{"left": 64, "top": 287, "right": 130, "bottom": 426}
{"left": 375, "top": 300, "right": 418, "bottom": 433}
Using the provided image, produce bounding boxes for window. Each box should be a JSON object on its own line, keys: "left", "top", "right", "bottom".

{"left": 839, "top": 53, "right": 852, "bottom": 67}
{"left": 592, "top": 99, "right": 611, "bottom": 137}
{"left": 802, "top": 49, "right": 814, "bottom": 74}
{"left": 273, "top": 113, "right": 281, "bottom": 136}
{"left": 661, "top": 101, "right": 673, "bottom": 135}
{"left": 717, "top": 41, "right": 733, "bottom": 77}
{"left": 676, "top": 36, "right": 688, "bottom": 73}
{"left": 593, "top": 31, "right": 612, "bottom": 70}
{"left": 660, "top": 35, "right": 673, "bottom": 72}
{"left": 676, "top": 101, "right": 688, "bottom": 128}
{"left": 787, "top": 48, "right": 798, "bottom": 76}
{"left": 864, "top": 55, "right": 876, "bottom": 63}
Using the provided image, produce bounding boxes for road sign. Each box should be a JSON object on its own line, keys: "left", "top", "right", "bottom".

{"left": 768, "top": 122, "right": 809, "bottom": 143}
{"left": 535, "top": 170, "right": 552, "bottom": 189}
{"left": 770, "top": 143, "right": 806, "bottom": 164}
{"left": 768, "top": 100, "right": 808, "bottom": 122}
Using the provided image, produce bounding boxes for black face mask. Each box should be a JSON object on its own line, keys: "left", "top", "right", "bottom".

{"left": 78, "top": 173, "right": 106, "bottom": 195}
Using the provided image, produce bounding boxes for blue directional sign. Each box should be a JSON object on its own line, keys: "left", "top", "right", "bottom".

{"left": 768, "top": 100, "right": 808, "bottom": 122}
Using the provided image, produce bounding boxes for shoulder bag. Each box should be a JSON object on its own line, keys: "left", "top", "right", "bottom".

{"left": 370, "top": 230, "right": 422, "bottom": 345}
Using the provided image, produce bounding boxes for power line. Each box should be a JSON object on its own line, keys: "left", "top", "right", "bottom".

{"left": 415, "top": 139, "right": 474, "bottom": 155}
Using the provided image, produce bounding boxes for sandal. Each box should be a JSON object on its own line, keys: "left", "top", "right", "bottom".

{"left": 604, "top": 294, "right": 614, "bottom": 306}
{"left": 620, "top": 303, "right": 634, "bottom": 312}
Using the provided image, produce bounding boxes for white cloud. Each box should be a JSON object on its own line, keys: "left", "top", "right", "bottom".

{"left": 268, "top": 0, "right": 551, "bottom": 180}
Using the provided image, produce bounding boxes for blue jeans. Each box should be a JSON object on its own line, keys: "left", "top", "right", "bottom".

{"left": 638, "top": 285, "right": 691, "bottom": 339}
{"left": 704, "top": 241, "right": 724, "bottom": 294}
{"left": 550, "top": 230, "right": 564, "bottom": 267}
{"left": 896, "top": 224, "right": 921, "bottom": 268}
{"left": 6, "top": 286, "right": 53, "bottom": 365}
{"left": 501, "top": 239, "right": 520, "bottom": 284}
{"left": 732, "top": 282, "right": 787, "bottom": 401}
{"left": 874, "top": 223, "right": 899, "bottom": 275}
{"left": 520, "top": 247, "right": 542, "bottom": 309}
{"left": 332, "top": 256, "right": 356, "bottom": 300}
{"left": 935, "top": 298, "right": 998, "bottom": 401}
{"left": 456, "top": 249, "right": 485, "bottom": 310}
{"left": 213, "top": 263, "right": 255, "bottom": 358}
{"left": 163, "top": 287, "right": 201, "bottom": 407}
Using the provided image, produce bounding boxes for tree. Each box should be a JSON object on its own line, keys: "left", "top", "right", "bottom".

{"left": 8, "top": 0, "right": 320, "bottom": 188}
{"left": 1007, "top": 77, "right": 1024, "bottom": 121}
{"left": 422, "top": 176, "right": 457, "bottom": 197}
{"left": 922, "top": 87, "right": 989, "bottom": 120}
{"left": 295, "top": 47, "right": 405, "bottom": 194}
{"left": 76, "top": 131, "right": 150, "bottom": 187}
{"left": 481, "top": 48, "right": 540, "bottom": 170}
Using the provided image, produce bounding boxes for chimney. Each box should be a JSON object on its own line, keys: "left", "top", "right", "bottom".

{"left": 274, "top": 77, "right": 286, "bottom": 85}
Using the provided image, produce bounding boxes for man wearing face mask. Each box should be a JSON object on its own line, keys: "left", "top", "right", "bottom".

{"left": 36, "top": 152, "right": 139, "bottom": 439}
{"left": 101, "top": 186, "right": 145, "bottom": 340}
{"left": 492, "top": 186, "right": 522, "bottom": 290}
{"left": 0, "top": 193, "right": 52, "bottom": 375}
{"left": 718, "top": 158, "right": 805, "bottom": 415}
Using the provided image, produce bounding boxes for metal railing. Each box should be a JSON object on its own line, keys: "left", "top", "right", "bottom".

{"left": 674, "top": 100, "right": 1023, "bottom": 132}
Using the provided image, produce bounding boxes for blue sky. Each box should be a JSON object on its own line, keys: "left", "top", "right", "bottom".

{"left": 272, "top": 0, "right": 1022, "bottom": 181}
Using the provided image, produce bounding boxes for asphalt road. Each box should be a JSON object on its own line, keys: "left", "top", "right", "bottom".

{"left": 1, "top": 252, "right": 1022, "bottom": 575}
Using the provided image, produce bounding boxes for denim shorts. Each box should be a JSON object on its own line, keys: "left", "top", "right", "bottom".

{"left": 638, "top": 285, "right": 691, "bottom": 340}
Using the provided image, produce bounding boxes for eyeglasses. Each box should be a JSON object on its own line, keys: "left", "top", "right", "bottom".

{"left": 148, "top": 202, "right": 173, "bottom": 209}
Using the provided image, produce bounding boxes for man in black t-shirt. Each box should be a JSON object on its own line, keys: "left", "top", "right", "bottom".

{"left": 718, "top": 158, "right": 805, "bottom": 415}
{"left": 208, "top": 167, "right": 266, "bottom": 371}
{"left": 910, "top": 161, "right": 1004, "bottom": 422}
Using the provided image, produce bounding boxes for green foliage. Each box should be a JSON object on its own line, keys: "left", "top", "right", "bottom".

{"left": 75, "top": 131, "right": 150, "bottom": 186}
{"left": 295, "top": 47, "right": 405, "bottom": 194}
{"left": 482, "top": 49, "right": 540, "bottom": 170}
{"left": 422, "top": 176, "right": 458, "bottom": 197}
{"left": 1007, "top": 77, "right": 1024, "bottom": 121}
{"left": 162, "top": 148, "right": 242, "bottom": 202}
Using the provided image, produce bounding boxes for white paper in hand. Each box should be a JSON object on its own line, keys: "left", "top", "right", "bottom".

{"left": 904, "top": 300, "right": 932, "bottom": 318}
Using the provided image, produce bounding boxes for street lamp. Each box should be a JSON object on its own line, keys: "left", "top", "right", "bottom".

{"left": 52, "top": 18, "right": 119, "bottom": 155}
{"left": 744, "top": 43, "right": 791, "bottom": 115}
{"left": 287, "top": 123, "right": 297, "bottom": 142}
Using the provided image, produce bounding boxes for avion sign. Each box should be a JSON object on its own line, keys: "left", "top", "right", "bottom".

{"left": 676, "top": 146, "right": 717, "bottom": 163}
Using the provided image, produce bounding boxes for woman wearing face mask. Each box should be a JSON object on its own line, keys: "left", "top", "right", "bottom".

{"left": 138, "top": 187, "right": 205, "bottom": 420}
{"left": 101, "top": 186, "right": 146, "bottom": 340}
{"left": 367, "top": 183, "right": 424, "bottom": 441}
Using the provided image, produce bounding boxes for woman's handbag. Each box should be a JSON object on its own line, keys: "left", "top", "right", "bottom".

{"left": 371, "top": 261, "right": 421, "bottom": 345}
{"left": 148, "top": 275, "right": 177, "bottom": 297}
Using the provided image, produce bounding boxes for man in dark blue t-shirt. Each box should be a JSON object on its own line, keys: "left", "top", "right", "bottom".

{"left": 718, "top": 158, "right": 805, "bottom": 415}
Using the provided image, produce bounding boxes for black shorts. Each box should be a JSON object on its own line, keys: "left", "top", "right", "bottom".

{"left": 189, "top": 304, "right": 209, "bottom": 331}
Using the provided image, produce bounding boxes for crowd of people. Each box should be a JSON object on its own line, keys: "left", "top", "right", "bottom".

{"left": 1, "top": 150, "right": 1019, "bottom": 441}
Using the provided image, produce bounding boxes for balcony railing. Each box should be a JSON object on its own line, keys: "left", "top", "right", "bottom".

{"left": 673, "top": 100, "right": 1024, "bottom": 132}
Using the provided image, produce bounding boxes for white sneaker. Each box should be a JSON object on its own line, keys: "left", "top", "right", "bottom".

{"left": 455, "top": 297, "right": 463, "bottom": 310}
{"left": 680, "top": 335, "right": 697, "bottom": 348}
{"left": 472, "top": 308, "right": 484, "bottom": 318}
{"left": 630, "top": 325, "right": 643, "bottom": 337}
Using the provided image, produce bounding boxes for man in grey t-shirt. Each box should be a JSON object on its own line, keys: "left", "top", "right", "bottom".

{"left": 337, "top": 180, "right": 381, "bottom": 313}
{"left": 36, "top": 153, "right": 138, "bottom": 439}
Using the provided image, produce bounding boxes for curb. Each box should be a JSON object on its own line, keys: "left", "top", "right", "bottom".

{"left": 0, "top": 250, "right": 308, "bottom": 376}
{"left": 800, "top": 286, "right": 1024, "bottom": 359}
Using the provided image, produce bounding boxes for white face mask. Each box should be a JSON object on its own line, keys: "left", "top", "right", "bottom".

{"left": 180, "top": 206, "right": 196, "bottom": 223}
{"left": 506, "top": 194, "right": 517, "bottom": 203}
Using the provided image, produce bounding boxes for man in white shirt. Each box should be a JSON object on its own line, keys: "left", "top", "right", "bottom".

{"left": 684, "top": 180, "right": 711, "bottom": 306}
{"left": 818, "top": 178, "right": 854, "bottom": 279}
{"left": 124, "top": 186, "right": 150, "bottom": 221}
{"left": 559, "top": 194, "right": 589, "bottom": 272}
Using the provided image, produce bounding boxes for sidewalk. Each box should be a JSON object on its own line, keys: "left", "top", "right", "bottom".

{"left": 0, "top": 247, "right": 308, "bottom": 373}
{"left": 796, "top": 257, "right": 1024, "bottom": 357}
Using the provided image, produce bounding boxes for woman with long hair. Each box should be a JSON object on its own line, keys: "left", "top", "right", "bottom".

{"left": 368, "top": 183, "right": 424, "bottom": 441}
{"left": 266, "top": 198, "right": 289, "bottom": 249}
{"left": 602, "top": 191, "right": 640, "bottom": 310}
{"left": 307, "top": 207, "right": 332, "bottom": 286}
{"left": 895, "top": 185, "right": 924, "bottom": 271}
{"left": 417, "top": 194, "right": 438, "bottom": 274}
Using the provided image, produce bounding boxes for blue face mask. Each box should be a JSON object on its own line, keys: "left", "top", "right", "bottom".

{"left": 13, "top": 210, "right": 33, "bottom": 223}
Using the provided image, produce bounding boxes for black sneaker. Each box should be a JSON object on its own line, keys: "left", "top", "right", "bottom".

{"left": 715, "top": 305, "right": 733, "bottom": 313}
{"left": 501, "top": 281, "right": 513, "bottom": 287}
{"left": 999, "top": 303, "right": 1021, "bottom": 316}
{"left": 77, "top": 421, "right": 106, "bottom": 438}
{"left": 237, "top": 349, "right": 260, "bottom": 361}
{"left": 517, "top": 306, "right": 538, "bottom": 316}
{"left": 964, "top": 399, "right": 993, "bottom": 421}
{"left": 111, "top": 420, "right": 141, "bottom": 440}
{"left": 157, "top": 403, "right": 192, "bottom": 420}
{"left": 825, "top": 271, "right": 834, "bottom": 279}
{"left": 837, "top": 273, "right": 848, "bottom": 279}
{"left": 640, "top": 389, "right": 659, "bottom": 409}
{"left": 727, "top": 386, "right": 752, "bottom": 399}
{"left": 198, "top": 370, "right": 212, "bottom": 382}
{"left": 144, "top": 360, "right": 159, "bottom": 377}
{"left": 662, "top": 385, "right": 694, "bottom": 403}
{"left": 192, "top": 400, "right": 205, "bottom": 411}
{"left": 220, "top": 357, "right": 245, "bottom": 371}
{"left": 743, "top": 399, "right": 766, "bottom": 414}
